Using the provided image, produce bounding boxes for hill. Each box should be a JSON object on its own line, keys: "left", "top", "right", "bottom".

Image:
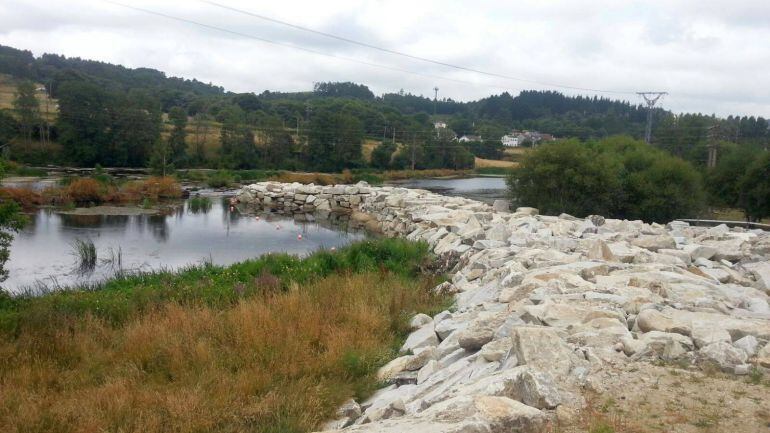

{"left": 0, "top": 43, "right": 767, "bottom": 169}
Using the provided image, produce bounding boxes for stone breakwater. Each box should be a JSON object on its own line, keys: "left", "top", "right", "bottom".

{"left": 237, "top": 181, "right": 770, "bottom": 433}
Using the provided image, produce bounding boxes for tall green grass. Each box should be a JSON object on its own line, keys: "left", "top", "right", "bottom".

{"left": 71, "top": 238, "right": 97, "bottom": 274}
{"left": 0, "top": 238, "right": 434, "bottom": 334}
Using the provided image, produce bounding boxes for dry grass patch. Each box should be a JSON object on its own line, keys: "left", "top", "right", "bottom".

{"left": 474, "top": 157, "right": 518, "bottom": 168}
{"left": 0, "top": 268, "right": 444, "bottom": 433}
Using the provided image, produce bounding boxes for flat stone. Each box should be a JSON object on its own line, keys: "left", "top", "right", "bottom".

{"left": 512, "top": 327, "right": 576, "bottom": 376}
{"left": 401, "top": 323, "right": 439, "bottom": 354}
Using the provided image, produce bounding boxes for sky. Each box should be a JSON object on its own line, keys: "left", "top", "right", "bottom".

{"left": 1, "top": 0, "right": 768, "bottom": 117}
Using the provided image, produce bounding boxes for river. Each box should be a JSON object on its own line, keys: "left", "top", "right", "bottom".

{"left": 389, "top": 176, "right": 507, "bottom": 203}
{"left": 3, "top": 195, "right": 365, "bottom": 293}
{"left": 2, "top": 176, "right": 508, "bottom": 294}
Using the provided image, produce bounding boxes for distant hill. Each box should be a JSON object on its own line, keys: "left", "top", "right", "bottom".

{"left": 0, "top": 43, "right": 766, "bottom": 167}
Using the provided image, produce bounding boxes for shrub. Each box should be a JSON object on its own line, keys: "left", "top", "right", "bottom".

{"left": 0, "top": 187, "right": 44, "bottom": 209}
{"left": 738, "top": 152, "right": 770, "bottom": 222}
{"left": 66, "top": 178, "right": 105, "bottom": 204}
{"left": 508, "top": 139, "right": 622, "bottom": 217}
{"left": 142, "top": 176, "right": 183, "bottom": 199}
{"left": 706, "top": 143, "right": 757, "bottom": 208}
{"left": 206, "top": 170, "right": 235, "bottom": 188}
{"left": 508, "top": 136, "right": 705, "bottom": 222}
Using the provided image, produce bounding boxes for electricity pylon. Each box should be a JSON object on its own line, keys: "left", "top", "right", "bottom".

{"left": 637, "top": 92, "right": 667, "bottom": 144}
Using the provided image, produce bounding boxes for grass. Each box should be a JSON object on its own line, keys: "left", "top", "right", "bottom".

{"left": 0, "top": 239, "right": 446, "bottom": 433}
{"left": 474, "top": 156, "right": 518, "bottom": 169}
{"left": 187, "top": 195, "right": 212, "bottom": 213}
{"left": 71, "top": 238, "right": 97, "bottom": 274}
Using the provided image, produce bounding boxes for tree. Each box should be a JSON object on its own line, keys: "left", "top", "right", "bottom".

{"left": 371, "top": 140, "right": 396, "bottom": 169}
{"left": 13, "top": 80, "right": 40, "bottom": 145}
{"left": 313, "top": 82, "right": 374, "bottom": 100}
{"left": 508, "top": 136, "right": 705, "bottom": 222}
{"left": 168, "top": 106, "right": 188, "bottom": 166}
{"left": 262, "top": 116, "right": 293, "bottom": 168}
{"left": 56, "top": 79, "right": 113, "bottom": 166}
{"left": 219, "top": 105, "right": 258, "bottom": 169}
{"left": 0, "top": 110, "right": 18, "bottom": 153}
{"left": 596, "top": 136, "right": 705, "bottom": 222}
{"left": 706, "top": 143, "right": 757, "bottom": 208}
{"left": 0, "top": 159, "right": 26, "bottom": 281}
{"left": 306, "top": 110, "right": 363, "bottom": 171}
{"left": 191, "top": 111, "right": 211, "bottom": 165}
{"left": 148, "top": 138, "right": 173, "bottom": 176}
{"left": 508, "top": 139, "right": 622, "bottom": 217}
{"left": 738, "top": 152, "right": 770, "bottom": 222}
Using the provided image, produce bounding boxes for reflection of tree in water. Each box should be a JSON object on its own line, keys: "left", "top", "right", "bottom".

{"left": 188, "top": 196, "right": 213, "bottom": 215}
{"left": 59, "top": 214, "right": 132, "bottom": 238}
{"left": 221, "top": 197, "right": 240, "bottom": 227}
{"left": 147, "top": 215, "right": 169, "bottom": 242}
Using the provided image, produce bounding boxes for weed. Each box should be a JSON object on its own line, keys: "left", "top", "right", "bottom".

{"left": 188, "top": 195, "right": 212, "bottom": 213}
{"left": 66, "top": 178, "right": 104, "bottom": 204}
{"left": 747, "top": 367, "right": 764, "bottom": 385}
{"left": 71, "top": 238, "right": 97, "bottom": 274}
{"left": 589, "top": 422, "right": 615, "bottom": 433}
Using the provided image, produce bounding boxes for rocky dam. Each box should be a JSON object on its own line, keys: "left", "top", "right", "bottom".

{"left": 236, "top": 181, "right": 770, "bottom": 433}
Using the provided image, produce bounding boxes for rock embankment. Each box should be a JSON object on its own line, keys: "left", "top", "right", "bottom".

{"left": 237, "top": 181, "right": 770, "bottom": 433}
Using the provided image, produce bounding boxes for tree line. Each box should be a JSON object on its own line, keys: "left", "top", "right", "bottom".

{"left": 0, "top": 43, "right": 767, "bottom": 173}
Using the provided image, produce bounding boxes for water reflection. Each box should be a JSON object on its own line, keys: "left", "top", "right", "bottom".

{"left": 391, "top": 177, "right": 507, "bottom": 203}
{"left": 3, "top": 197, "right": 366, "bottom": 293}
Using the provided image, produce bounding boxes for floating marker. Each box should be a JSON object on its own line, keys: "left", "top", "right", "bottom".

{"left": 255, "top": 216, "right": 260, "bottom": 220}
{"left": 297, "top": 234, "right": 303, "bottom": 240}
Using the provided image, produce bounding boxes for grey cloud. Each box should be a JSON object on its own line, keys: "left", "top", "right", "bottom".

{"left": 0, "top": 0, "right": 767, "bottom": 117}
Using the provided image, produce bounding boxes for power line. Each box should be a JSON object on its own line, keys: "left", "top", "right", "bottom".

{"left": 102, "top": 1, "right": 515, "bottom": 93}
{"left": 200, "top": 0, "right": 638, "bottom": 96}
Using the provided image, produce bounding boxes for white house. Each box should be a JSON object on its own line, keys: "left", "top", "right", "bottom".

{"left": 501, "top": 130, "right": 555, "bottom": 147}
{"left": 433, "top": 121, "right": 447, "bottom": 129}
{"left": 501, "top": 133, "right": 521, "bottom": 147}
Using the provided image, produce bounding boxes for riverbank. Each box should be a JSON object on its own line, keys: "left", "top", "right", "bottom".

{"left": 237, "top": 181, "right": 770, "bottom": 433}
{"left": 0, "top": 238, "right": 448, "bottom": 433}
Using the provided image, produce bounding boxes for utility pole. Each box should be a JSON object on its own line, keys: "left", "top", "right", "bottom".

{"left": 637, "top": 92, "right": 667, "bottom": 144}
{"left": 410, "top": 133, "right": 416, "bottom": 170}
{"left": 706, "top": 123, "right": 721, "bottom": 168}
{"left": 433, "top": 87, "right": 439, "bottom": 116}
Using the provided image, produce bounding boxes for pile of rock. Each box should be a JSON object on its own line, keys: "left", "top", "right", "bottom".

{"left": 237, "top": 182, "right": 770, "bottom": 433}
{"left": 237, "top": 182, "right": 373, "bottom": 213}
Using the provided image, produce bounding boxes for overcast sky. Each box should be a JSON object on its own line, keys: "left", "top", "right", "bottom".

{"left": 1, "top": 0, "right": 768, "bottom": 117}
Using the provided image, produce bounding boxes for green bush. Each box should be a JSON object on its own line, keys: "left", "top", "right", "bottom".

{"left": 206, "top": 170, "right": 235, "bottom": 188}
{"left": 706, "top": 143, "right": 756, "bottom": 208}
{"left": 507, "top": 136, "right": 705, "bottom": 222}
{"left": 738, "top": 152, "right": 770, "bottom": 222}
{"left": 507, "top": 139, "right": 622, "bottom": 217}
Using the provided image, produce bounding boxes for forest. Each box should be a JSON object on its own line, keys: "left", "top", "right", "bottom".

{"left": 0, "top": 43, "right": 767, "bottom": 172}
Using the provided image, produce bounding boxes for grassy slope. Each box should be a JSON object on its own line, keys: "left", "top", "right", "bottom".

{"left": 0, "top": 74, "right": 58, "bottom": 121}
{"left": 0, "top": 239, "right": 447, "bottom": 433}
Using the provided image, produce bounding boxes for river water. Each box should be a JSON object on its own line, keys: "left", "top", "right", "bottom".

{"left": 391, "top": 176, "right": 507, "bottom": 203}
{"left": 3, "top": 196, "right": 365, "bottom": 293}
{"left": 2, "top": 176, "right": 507, "bottom": 293}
